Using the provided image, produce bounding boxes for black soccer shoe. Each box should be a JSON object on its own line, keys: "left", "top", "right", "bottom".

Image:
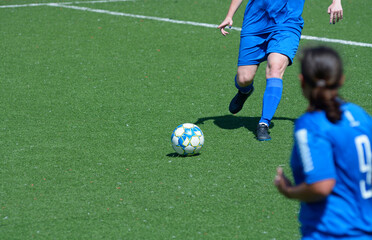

{"left": 256, "top": 123, "right": 271, "bottom": 141}
{"left": 228, "top": 87, "right": 254, "bottom": 114}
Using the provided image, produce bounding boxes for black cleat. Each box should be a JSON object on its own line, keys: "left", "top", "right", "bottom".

{"left": 256, "top": 123, "right": 271, "bottom": 141}
{"left": 229, "top": 87, "right": 254, "bottom": 114}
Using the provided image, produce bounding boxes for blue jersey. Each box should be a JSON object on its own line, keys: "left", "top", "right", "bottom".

{"left": 242, "top": 0, "right": 305, "bottom": 36}
{"left": 291, "top": 103, "right": 372, "bottom": 239}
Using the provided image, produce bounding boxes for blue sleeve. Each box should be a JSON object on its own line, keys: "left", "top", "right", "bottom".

{"left": 294, "top": 128, "right": 336, "bottom": 184}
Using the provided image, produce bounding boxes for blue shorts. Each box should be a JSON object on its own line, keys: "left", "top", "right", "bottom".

{"left": 238, "top": 30, "right": 301, "bottom": 66}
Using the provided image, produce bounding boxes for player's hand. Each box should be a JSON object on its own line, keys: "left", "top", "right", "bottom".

{"left": 274, "top": 167, "right": 293, "bottom": 198}
{"left": 328, "top": 0, "right": 343, "bottom": 24}
{"left": 217, "top": 17, "right": 233, "bottom": 36}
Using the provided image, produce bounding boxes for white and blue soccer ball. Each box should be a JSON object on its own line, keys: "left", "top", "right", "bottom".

{"left": 171, "top": 123, "right": 204, "bottom": 156}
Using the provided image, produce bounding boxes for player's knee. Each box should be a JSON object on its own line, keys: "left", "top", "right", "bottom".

{"left": 236, "top": 73, "right": 254, "bottom": 87}
{"left": 266, "top": 56, "right": 289, "bottom": 79}
{"left": 266, "top": 63, "right": 287, "bottom": 79}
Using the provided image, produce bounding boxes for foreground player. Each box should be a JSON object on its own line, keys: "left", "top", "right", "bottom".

{"left": 218, "top": 0, "right": 343, "bottom": 141}
{"left": 275, "top": 46, "right": 372, "bottom": 239}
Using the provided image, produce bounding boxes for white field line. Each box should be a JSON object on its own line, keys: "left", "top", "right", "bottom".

{"left": 2, "top": 1, "right": 372, "bottom": 48}
{"left": 0, "top": 0, "right": 133, "bottom": 8}
{"left": 52, "top": 4, "right": 372, "bottom": 48}
{"left": 69, "top": 0, "right": 134, "bottom": 4}
{"left": 48, "top": 3, "right": 221, "bottom": 29}
{"left": 300, "top": 35, "right": 372, "bottom": 48}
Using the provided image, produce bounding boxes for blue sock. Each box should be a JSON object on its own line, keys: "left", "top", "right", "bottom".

{"left": 260, "top": 78, "right": 283, "bottom": 126}
{"left": 235, "top": 75, "right": 253, "bottom": 94}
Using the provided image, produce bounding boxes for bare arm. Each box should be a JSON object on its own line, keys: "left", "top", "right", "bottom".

{"left": 217, "top": 0, "right": 244, "bottom": 36}
{"left": 274, "top": 167, "right": 336, "bottom": 202}
{"left": 328, "top": 0, "right": 343, "bottom": 24}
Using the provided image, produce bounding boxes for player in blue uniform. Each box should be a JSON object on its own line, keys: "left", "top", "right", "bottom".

{"left": 274, "top": 46, "right": 372, "bottom": 239}
{"left": 218, "top": 0, "right": 343, "bottom": 141}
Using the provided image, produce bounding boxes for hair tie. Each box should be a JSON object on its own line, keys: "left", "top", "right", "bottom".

{"left": 316, "top": 79, "right": 326, "bottom": 87}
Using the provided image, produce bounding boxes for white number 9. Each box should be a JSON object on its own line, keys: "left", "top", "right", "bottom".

{"left": 355, "top": 135, "right": 372, "bottom": 199}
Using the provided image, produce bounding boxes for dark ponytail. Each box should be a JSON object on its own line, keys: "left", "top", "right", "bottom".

{"left": 300, "top": 46, "right": 344, "bottom": 123}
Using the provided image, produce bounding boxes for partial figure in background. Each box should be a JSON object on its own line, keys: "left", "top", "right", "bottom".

{"left": 218, "top": 0, "right": 343, "bottom": 141}
{"left": 275, "top": 46, "right": 372, "bottom": 239}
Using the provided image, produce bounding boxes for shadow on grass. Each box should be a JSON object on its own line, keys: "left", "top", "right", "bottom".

{"left": 166, "top": 115, "right": 296, "bottom": 157}
{"left": 194, "top": 114, "right": 296, "bottom": 134}
{"left": 166, "top": 153, "right": 201, "bottom": 158}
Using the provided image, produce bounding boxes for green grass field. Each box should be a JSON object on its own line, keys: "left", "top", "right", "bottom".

{"left": 1, "top": 0, "right": 372, "bottom": 239}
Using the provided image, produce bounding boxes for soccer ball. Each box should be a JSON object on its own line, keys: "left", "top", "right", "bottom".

{"left": 171, "top": 123, "right": 204, "bottom": 156}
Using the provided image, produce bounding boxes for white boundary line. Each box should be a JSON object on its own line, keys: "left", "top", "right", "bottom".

{"left": 51, "top": 4, "right": 372, "bottom": 48}
{"left": 300, "top": 35, "right": 372, "bottom": 48}
{"left": 0, "top": 0, "right": 133, "bottom": 8}
{"left": 49, "top": 3, "right": 220, "bottom": 28}
{"left": 2, "top": 1, "right": 372, "bottom": 48}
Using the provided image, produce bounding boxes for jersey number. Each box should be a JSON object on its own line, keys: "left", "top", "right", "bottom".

{"left": 355, "top": 135, "right": 372, "bottom": 199}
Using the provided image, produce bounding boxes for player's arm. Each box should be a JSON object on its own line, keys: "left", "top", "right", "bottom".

{"left": 328, "top": 0, "right": 343, "bottom": 24}
{"left": 217, "top": 0, "right": 244, "bottom": 36}
{"left": 274, "top": 167, "right": 336, "bottom": 202}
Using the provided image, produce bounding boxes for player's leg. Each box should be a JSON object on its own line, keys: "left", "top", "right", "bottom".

{"left": 266, "top": 53, "right": 289, "bottom": 79}
{"left": 229, "top": 65, "right": 258, "bottom": 114}
{"left": 237, "top": 65, "right": 258, "bottom": 87}
{"left": 229, "top": 34, "right": 267, "bottom": 114}
{"left": 260, "top": 53, "right": 289, "bottom": 126}
{"left": 257, "top": 53, "right": 289, "bottom": 140}
{"left": 257, "top": 29, "right": 301, "bottom": 141}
